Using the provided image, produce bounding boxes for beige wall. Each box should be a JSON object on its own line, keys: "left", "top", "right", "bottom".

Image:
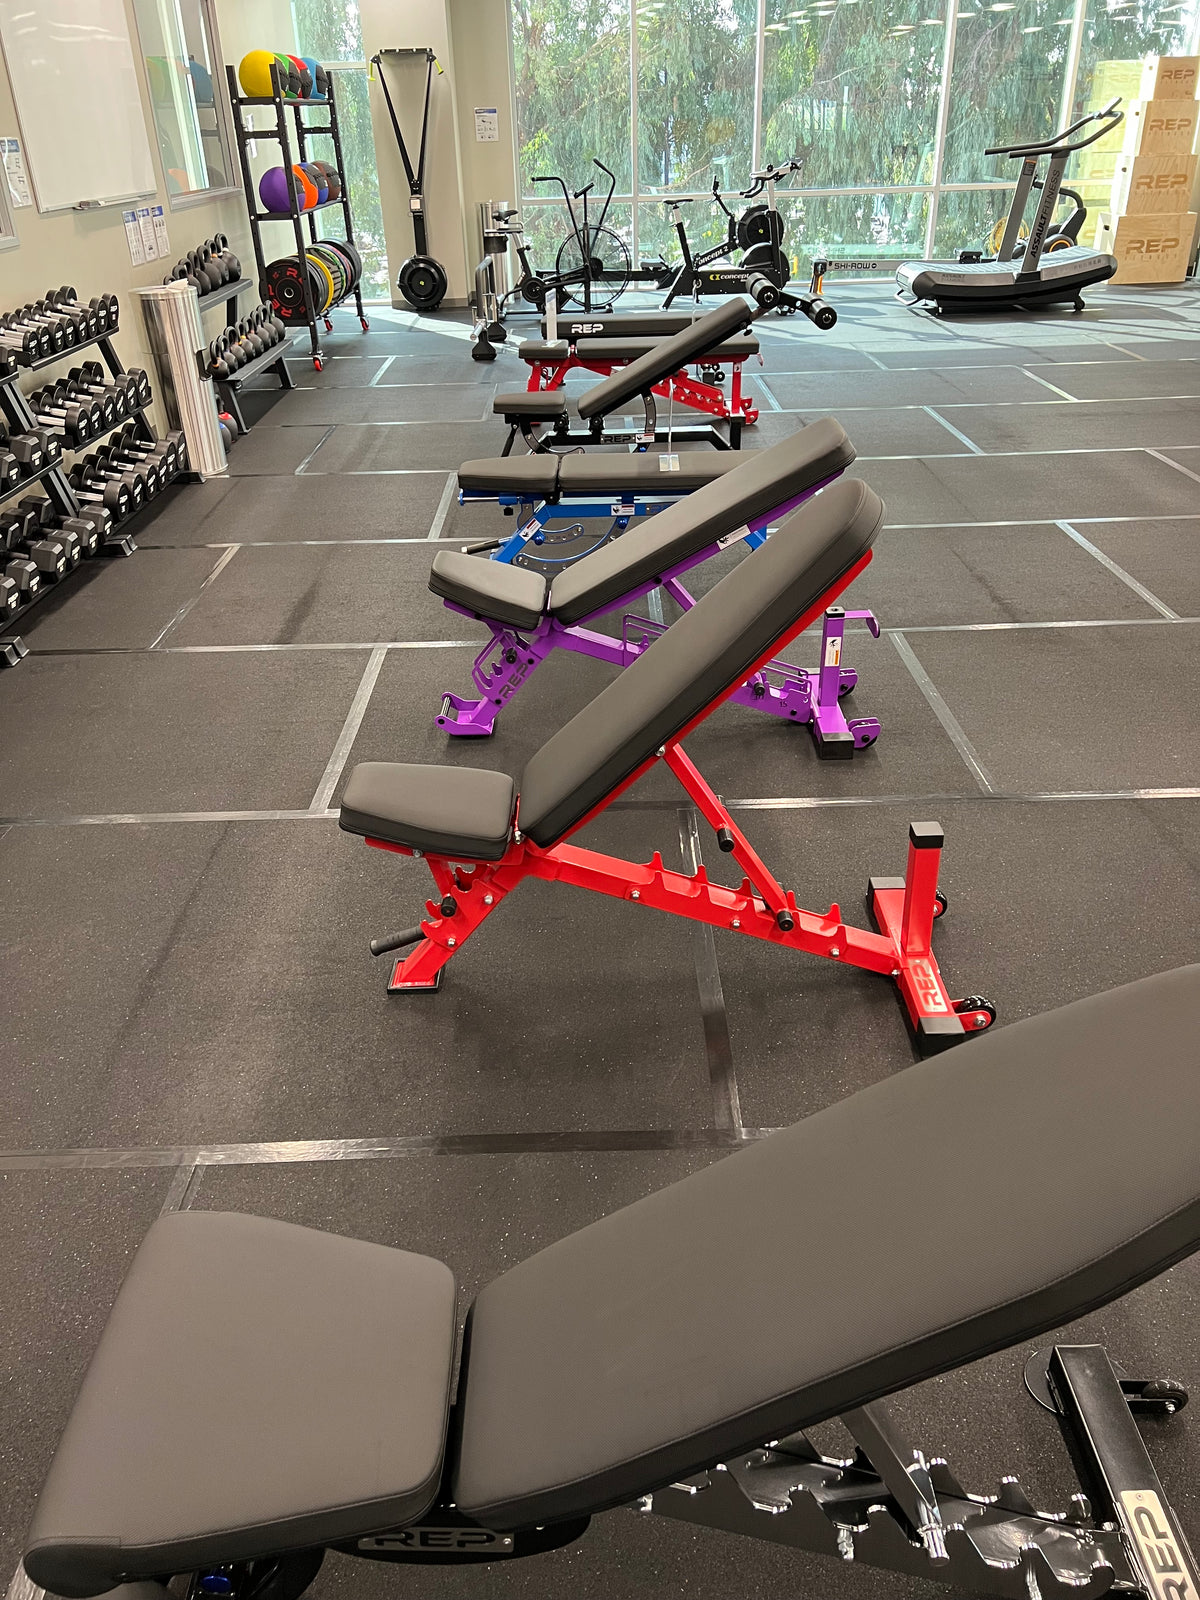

{"left": 0, "top": 0, "right": 254, "bottom": 429}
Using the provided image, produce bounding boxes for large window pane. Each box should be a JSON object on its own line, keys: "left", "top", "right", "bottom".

{"left": 780, "top": 190, "right": 930, "bottom": 276}
{"left": 510, "top": 0, "right": 632, "bottom": 196}
{"left": 636, "top": 0, "right": 756, "bottom": 192}
{"left": 290, "top": 5, "right": 389, "bottom": 300}
{"left": 762, "top": 0, "right": 944, "bottom": 188}
{"left": 932, "top": 185, "right": 1014, "bottom": 254}
{"left": 941, "top": 1, "right": 1075, "bottom": 182}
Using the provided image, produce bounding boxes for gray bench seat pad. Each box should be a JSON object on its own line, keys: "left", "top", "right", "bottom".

{"left": 430, "top": 553, "right": 549, "bottom": 630}
{"left": 457, "top": 451, "right": 740, "bottom": 497}
{"left": 339, "top": 763, "right": 517, "bottom": 860}
{"left": 519, "top": 335, "right": 760, "bottom": 363}
{"left": 494, "top": 390, "right": 571, "bottom": 421}
{"left": 519, "top": 475, "right": 880, "bottom": 846}
{"left": 444, "top": 422, "right": 855, "bottom": 632}
{"left": 24, "top": 1212, "right": 457, "bottom": 1595}
{"left": 452, "top": 963, "right": 1200, "bottom": 1528}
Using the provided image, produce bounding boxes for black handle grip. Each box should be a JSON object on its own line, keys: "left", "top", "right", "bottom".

{"left": 369, "top": 925, "right": 426, "bottom": 958}
{"left": 802, "top": 294, "right": 837, "bottom": 330}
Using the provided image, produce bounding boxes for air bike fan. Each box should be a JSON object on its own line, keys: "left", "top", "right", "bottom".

{"left": 371, "top": 48, "right": 449, "bottom": 312}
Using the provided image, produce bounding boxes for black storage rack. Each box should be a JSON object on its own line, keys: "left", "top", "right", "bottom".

{"left": 195, "top": 273, "right": 295, "bottom": 436}
{"left": 0, "top": 316, "right": 154, "bottom": 666}
{"left": 224, "top": 61, "right": 369, "bottom": 370}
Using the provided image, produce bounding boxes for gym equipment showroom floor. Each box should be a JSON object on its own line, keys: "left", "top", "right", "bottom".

{"left": 2, "top": 282, "right": 1198, "bottom": 1597}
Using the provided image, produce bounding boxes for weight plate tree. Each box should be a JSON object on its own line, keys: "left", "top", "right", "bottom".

{"left": 225, "top": 57, "right": 369, "bottom": 370}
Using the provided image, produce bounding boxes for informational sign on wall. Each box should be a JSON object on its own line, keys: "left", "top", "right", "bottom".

{"left": 123, "top": 207, "right": 146, "bottom": 265}
{"left": 474, "top": 106, "right": 499, "bottom": 143}
{"left": 151, "top": 203, "right": 169, "bottom": 257}
{"left": 137, "top": 204, "right": 157, "bottom": 259}
{"left": 2, "top": 136, "right": 31, "bottom": 207}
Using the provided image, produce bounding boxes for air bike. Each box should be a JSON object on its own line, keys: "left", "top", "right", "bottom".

{"left": 896, "top": 99, "right": 1124, "bottom": 315}
{"left": 22, "top": 967, "right": 1199, "bottom": 1600}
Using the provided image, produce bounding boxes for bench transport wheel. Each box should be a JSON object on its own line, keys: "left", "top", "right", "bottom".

{"left": 952, "top": 994, "right": 995, "bottom": 1031}
{"left": 933, "top": 889, "right": 947, "bottom": 919}
{"left": 398, "top": 255, "right": 448, "bottom": 312}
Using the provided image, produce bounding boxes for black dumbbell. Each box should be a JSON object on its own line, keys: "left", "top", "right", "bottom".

{"left": 0, "top": 431, "right": 47, "bottom": 477}
{"left": 48, "top": 288, "right": 112, "bottom": 334}
{"left": 92, "top": 443, "right": 160, "bottom": 499}
{"left": 18, "top": 496, "right": 81, "bottom": 567}
{"left": 102, "top": 439, "right": 170, "bottom": 493}
{"left": 29, "top": 382, "right": 99, "bottom": 444}
{"left": 0, "top": 570, "right": 18, "bottom": 615}
{"left": 67, "top": 460, "right": 134, "bottom": 521}
{"left": 17, "top": 302, "right": 78, "bottom": 347}
{"left": 114, "top": 424, "right": 184, "bottom": 477}
{"left": 33, "top": 294, "right": 97, "bottom": 341}
{"left": 65, "top": 373, "right": 124, "bottom": 427}
{"left": 56, "top": 514, "right": 99, "bottom": 556}
{"left": 0, "top": 507, "right": 69, "bottom": 578}
{"left": 4, "top": 551, "right": 41, "bottom": 598}
{"left": 0, "top": 316, "right": 50, "bottom": 360}
{"left": 61, "top": 504, "right": 111, "bottom": 551}
{"left": 0, "top": 441, "right": 20, "bottom": 490}
{"left": 74, "top": 361, "right": 148, "bottom": 412}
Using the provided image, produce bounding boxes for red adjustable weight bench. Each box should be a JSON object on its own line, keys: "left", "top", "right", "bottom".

{"left": 340, "top": 479, "right": 994, "bottom": 1053}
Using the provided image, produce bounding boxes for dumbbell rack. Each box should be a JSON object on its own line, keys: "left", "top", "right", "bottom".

{"left": 225, "top": 61, "right": 369, "bottom": 370}
{"left": 196, "top": 274, "right": 295, "bottom": 436}
{"left": 0, "top": 324, "right": 146, "bottom": 666}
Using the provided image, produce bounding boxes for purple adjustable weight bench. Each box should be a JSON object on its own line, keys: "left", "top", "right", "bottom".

{"left": 433, "top": 420, "right": 881, "bottom": 758}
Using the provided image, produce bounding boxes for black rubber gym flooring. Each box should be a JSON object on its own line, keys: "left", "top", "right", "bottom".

{"left": 2, "top": 283, "right": 1199, "bottom": 1595}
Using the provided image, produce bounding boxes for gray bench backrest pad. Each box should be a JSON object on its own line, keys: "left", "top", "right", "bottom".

{"left": 519, "top": 476, "right": 881, "bottom": 847}
{"left": 451, "top": 964, "right": 1200, "bottom": 1528}
{"left": 577, "top": 299, "right": 753, "bottom": 419}
{"left": 549, "top": 419, "right": 855, "bottom": 628}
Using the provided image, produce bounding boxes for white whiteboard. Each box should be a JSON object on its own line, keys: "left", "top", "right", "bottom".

{"left": 0, "top": 0, "right": 156, "bottom": 212}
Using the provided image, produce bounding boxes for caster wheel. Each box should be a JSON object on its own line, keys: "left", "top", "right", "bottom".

{"left": 313, "top": 356, "right": 323, "bottom": 372}
{"left": 838, "top": 682, "right": 854, "bottom": 698}
{"left": 324, "top": 317, "right": 333, "bottom": 333}
{"left": 952, "top": 994, "right": 995, "bottom": 1032}
{"left": 1132, "top": 1379, "right": 1189, "bottom": 1414}
{"left": 361, "top": 317, "right": 370, "bottom": 331}
{"left": 504, "top": 648, "right": 518, "bottom": 664}
{"left": 933, "top": 889, "right": 947, "bottom": 919}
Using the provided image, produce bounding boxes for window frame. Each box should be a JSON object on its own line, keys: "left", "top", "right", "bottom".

{"left": 132, "top": 0, "right": 241, "bottom": 212}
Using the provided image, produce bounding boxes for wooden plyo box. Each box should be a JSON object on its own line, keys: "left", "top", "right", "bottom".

{"left": 1139, "top": 56, "right": 1200, "bottom": 100}
{"left": 1096, "top": 210, "right": 1198, "bottom": 282}
{"left": 1111, "top": 152, "right": 1198, "bottom": 214}
{"left": 1122, "top": 97, "right": 1200, "bottom": 158}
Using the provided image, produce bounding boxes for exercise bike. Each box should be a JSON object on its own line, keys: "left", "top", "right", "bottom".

{"left": 662, "top": 160, "right": 798, "bottom": 308}
{"left": 505, "top": 159, "right": 631, "bottom": 314}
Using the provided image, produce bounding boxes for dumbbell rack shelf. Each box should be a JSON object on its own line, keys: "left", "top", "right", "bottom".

{"left": 225, "top": 61, "right": 369, "bottom": 370}
{"left": 0, "top": 325, "right": 154, "bottom": 667}
{"left": 195, "top": 274, "right": 295, "bottom": 435}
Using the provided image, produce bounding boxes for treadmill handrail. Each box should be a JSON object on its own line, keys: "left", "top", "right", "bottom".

{"left": 986, "top": 98, "right": 1122, "bottom": 160}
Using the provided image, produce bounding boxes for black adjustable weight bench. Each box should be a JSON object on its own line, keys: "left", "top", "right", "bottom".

{"left": 344, "top": 479, "right": 984, "bottom": 1043}
{"left": 24, "top": 966, "right": 1200, "bottom": 1600}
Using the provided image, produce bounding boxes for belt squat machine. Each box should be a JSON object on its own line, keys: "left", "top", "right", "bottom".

{"left": 436, "top": 423, "right": 881, "bottom": 757}
{"left": 344, "top": 482, "right": 991, "bottom": 1048}
{"left": 23, "top": 967, "right": 1199, "bottom": 1598}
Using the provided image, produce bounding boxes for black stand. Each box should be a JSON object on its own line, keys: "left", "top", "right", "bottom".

{"left": 0, "top": 320, "right": 149, "bottom": 666}
{"left": 224, "top": 62, "right": 369, "bottom": 371}
{"left": 196, "top": 275, "right": 295, "bottom": 435}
